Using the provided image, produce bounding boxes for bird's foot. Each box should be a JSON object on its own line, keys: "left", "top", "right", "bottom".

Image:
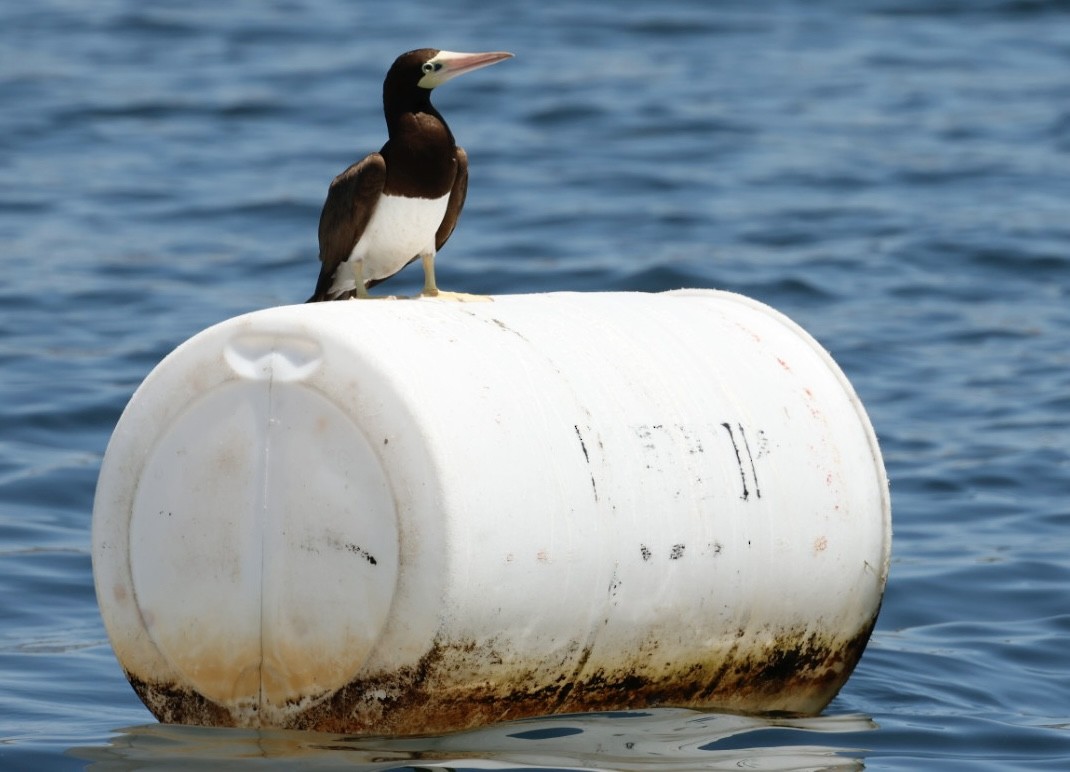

{"left": 417, "top": 289, "right": 493, "bottom": 303}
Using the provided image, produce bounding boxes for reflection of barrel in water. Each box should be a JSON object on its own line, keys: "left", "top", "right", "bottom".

{"left": 91, "top": 289, "right": 891, "bottom": 736}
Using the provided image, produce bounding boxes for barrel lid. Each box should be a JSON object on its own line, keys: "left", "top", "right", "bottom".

{"left": 96, "top": 327, "right": 400, "bottom": 713}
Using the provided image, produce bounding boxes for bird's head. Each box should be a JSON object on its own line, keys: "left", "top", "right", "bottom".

{"left": 386, "top": 48, "right": 513, "bottom": 93}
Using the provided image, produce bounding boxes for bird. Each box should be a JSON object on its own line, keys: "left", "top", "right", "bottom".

{"left": 307, "top": 48, "right": 513, "bottom": 302}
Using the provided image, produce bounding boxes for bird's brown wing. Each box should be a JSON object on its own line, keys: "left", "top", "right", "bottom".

{"left": 307, "top": 153, "right": 387, "bottom": 302}
{"left": 435, "top": 147, "right": 469, "bottom": 252}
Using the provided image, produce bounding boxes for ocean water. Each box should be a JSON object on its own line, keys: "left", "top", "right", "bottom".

{"left": 2, "top": 0, "right": 1069, "bottom": 769}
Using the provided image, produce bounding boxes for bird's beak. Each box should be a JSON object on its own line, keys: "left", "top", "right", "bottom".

{"left": 420, "top": 50, "right": 513, "bottom": 88}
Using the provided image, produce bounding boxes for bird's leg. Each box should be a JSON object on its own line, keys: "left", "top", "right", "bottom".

{"left": 348, "top": 261, "right": 395, "bottom": 300}
{"left": 419, "top": 253, "right": 440, "bottom": 297}
{"left": 418, "top": 252, "right": 492, "bottom": 302}
{"left": 348, "top": 261, "right": 371, "bottom": 299}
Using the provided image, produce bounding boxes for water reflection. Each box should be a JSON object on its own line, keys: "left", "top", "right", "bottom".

{"left": 70, "top": 708, "right": 875, "bottom": 771}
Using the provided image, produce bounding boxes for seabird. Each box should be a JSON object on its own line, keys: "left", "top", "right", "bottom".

{"left": 308, "top": 48, "right": 512, "bottom": 302}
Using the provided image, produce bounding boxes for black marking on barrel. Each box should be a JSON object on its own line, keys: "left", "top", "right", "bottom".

{"left": 317, "top": 532, "right": 379, "bottom": 566}
{"left": 489, "top": 316, "right": 532, "bottom": 344}
{"left": 640, "top": 544, "right": 652, "bottom": 561}
{"left": 607, "top": 567, "right": 622, "bottom": 597}
{"left": 670, "top": 544, "right": 685, "bottom": 560}
{"left": 680, "top": 423, "right": 704, "bottom": 454}
{"left": 755, "top": 428, "right": 770, "bottom": 458}
{"left": 636, "top": 425, "right": 656, "bottom": 451}
{"left": 738, "top": 424, "right": 762, "bottom": 499}
{"left": 721, "top": 423, "right": 750, "bottom": 501}
{"left": 720, "top": 422, "right": 762, "bottom": 501}
{"left": 574, "top": 425, "right": 590, "bottom": 462}
{"left": 574, "top": 424, "right": 599, "bottom": 502}
{"left": 344, "top": 543, "right": 377, "bottom": 566}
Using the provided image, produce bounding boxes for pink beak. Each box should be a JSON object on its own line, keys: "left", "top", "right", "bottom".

{"left": 433, "top": 50, "right": 514, "bottom": 83}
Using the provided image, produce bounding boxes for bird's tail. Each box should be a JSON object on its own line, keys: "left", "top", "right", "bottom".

{"left": 307, "top": 262, "right": 336, "bottom": 302}
{"left": 307, "top": 287, "right": 360, "bottom": 302}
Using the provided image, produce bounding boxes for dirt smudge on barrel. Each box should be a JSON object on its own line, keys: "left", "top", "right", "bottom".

{"left": 283, "top": 617, "right": 880, "bottom": 736}
{"left": 122, "top": 612, "right": 879, "bottom": 736}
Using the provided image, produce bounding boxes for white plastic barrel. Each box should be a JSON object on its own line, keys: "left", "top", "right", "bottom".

{"left": 92, "top": 289, "right": 891, "bottom": 735}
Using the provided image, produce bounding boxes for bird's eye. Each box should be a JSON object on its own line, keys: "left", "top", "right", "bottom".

{"left": 422, "top": 62, "right": 433, "bottom": 73}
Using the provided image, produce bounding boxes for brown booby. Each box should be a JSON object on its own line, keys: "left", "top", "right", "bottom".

{"left": 307, "top": 48, "right": 512, "bottom": 302}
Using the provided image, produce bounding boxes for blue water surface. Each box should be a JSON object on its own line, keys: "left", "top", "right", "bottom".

{"left": 2, "top": 1, "right": 1069, "bottom": 769}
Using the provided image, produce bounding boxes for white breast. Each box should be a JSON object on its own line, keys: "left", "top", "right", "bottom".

{"left": 330, "top": 193, "right": 450, "bottom": 295}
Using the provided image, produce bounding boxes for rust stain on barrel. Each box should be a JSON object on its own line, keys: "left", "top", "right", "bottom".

{"left": 125, "top": 614, "right": 879, "bottom": 736}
